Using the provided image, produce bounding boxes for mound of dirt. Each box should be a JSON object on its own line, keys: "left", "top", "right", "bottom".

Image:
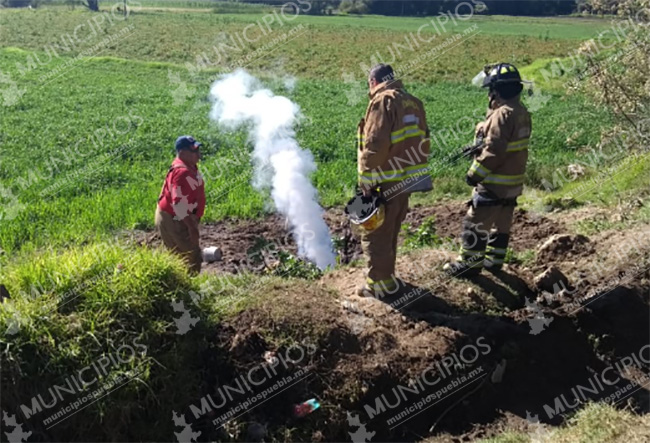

{"left": 536, "top": 234, "right": 594, "bottom": 264}
{"left": 408, "top": 204, "right": 565, "bottom": 252}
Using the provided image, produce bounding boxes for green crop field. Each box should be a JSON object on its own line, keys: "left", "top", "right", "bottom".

{"left": 0, "top": 7, "right": 615, "bottom": 255}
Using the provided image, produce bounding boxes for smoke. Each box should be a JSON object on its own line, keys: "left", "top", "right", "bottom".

{"left": 209, "top": 70, "right": 336, "bottom": 270}
{"left": 283, "top": 76, "right": 297, "bottom": 92}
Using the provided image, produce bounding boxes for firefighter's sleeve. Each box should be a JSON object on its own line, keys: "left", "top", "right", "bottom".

{"left": 467, "top": 108, "right": 512, "bottom": 183}
{"left": 360, "top": 96, "right": 394, "bottom": 172}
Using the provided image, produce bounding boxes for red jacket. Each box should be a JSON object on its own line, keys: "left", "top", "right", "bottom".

{"left": 158, "top": 158, "right": 205, "bottom": 220}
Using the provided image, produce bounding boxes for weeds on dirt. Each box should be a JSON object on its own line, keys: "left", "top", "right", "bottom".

{"left": 402, "top": 216, "right": 446, "bottom": 250}
{"left": 267, "top": 250, "right": 323, "bottom": 280}
{"left": 245, "top": 237, "right": 322, "bottom": 278}
{"left": 574, "top": 197, "right": 650, "bottom": 235}
{"left": 505, "top": 248, "right": 536, "bottom": 267}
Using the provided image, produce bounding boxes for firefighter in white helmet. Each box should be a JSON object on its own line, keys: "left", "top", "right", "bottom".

{"left": 445, "top": 63, "right": 532, "bottom": 277}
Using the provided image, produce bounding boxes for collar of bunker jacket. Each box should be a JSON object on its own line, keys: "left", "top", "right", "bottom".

{"left": 501, "top": 95, "right": 522, "bottom": 107}
{"left": 369, "top": 79, "right": 405, "bottom": 100}
{"left": 359, "top": 81, "right": 431, "bottom": 198}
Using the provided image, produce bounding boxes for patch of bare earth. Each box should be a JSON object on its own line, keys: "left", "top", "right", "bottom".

{"left": 131, "top": 201, "right": 563, "bottom": 274}
{"left": 132, "top": 202, "right": 650, "bottom": 441}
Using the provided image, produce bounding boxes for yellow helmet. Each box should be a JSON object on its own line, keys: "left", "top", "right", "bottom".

{"left": 345, "top": 190, "right": 385, "bottom": 234}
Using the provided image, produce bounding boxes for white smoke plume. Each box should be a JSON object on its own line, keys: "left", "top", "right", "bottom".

{"left": 209, "top": 70, "right": 336, "bottom": 270}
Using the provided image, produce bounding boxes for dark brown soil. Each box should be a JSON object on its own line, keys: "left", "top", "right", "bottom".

{"left": 132, "top": 202, "right": 565, "bottom": 274}
{"left": 131, "top": 202, "right": 649, "bottom": 442}
{"left": 186, "top": 279, "right": 649, "bottom": 442}
{"left": 535, "top": 234, "right": 595, "bottom": 265}
{"left": 405, "top": 203, "right": 566, "bottom": 253}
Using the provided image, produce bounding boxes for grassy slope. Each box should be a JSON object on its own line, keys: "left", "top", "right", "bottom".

{"left": 0, "top": 241, "right": 273, "bottom": 440}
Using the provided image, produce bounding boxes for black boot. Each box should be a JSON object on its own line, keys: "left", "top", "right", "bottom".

{"left": 444, "top": 223, "right": 487, "bottom": 278}
{"left": 484, "top": 232, "right": 509, "bottom": 272}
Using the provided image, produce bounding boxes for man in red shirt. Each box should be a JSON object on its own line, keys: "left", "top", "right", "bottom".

{"left": 155, "top": 135, "right": 206, "bottom": 273}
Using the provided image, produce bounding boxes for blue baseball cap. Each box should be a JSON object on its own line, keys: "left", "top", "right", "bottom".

{"left": 175, "top": 135, "right": 202, "bottom": 152}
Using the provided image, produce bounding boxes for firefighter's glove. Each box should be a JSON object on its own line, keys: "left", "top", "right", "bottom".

{"left": 465, "top": 175, "right": 478, "bottom": 187}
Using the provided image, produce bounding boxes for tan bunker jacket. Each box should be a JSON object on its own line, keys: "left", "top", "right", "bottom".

{"left": 467, "top": 99, "right": 532, "bottom": 200}
{"left": 357, "top": 80, "right": 431, "bottom": 198}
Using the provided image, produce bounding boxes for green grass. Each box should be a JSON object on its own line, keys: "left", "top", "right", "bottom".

{"left": 290, "top": 14, "right": 617, "bottom": 40}
{"left": 505, "top": 248, "right": 536, "bottom": 267}
{"left": 0, "top": 8, "right": 628, "bottom": 255}
{"left": 0, "top": 240, "right": 299, "bottom": 441}
{"left": 33, "top": 4, "right": 619, "bottom": 39}
{"left": 0, "top": 49, "right": 605, "bottom": 252}
{"left": 482, "top": 403, "right": 650, "bottom": 443}
{"left": 546, "top": 151, "right": 650, "bottom": 206}
{"left": 401, "top": 216, "right": 445, "bottom": 250}
{"left": 0, "top": 43, "right": 610, "bottom": 254}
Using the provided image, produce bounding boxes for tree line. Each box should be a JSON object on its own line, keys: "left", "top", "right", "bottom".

{"left": 3, "top": 0, "right": 646, "bottom": 17}
{"left": 242, "top": 0, "right": 635, "bottom": 16}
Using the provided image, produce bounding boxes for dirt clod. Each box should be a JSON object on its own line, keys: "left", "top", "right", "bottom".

{"left": 534, "top": 266, "right": 570, "bottom": 293}
{"left": 229, "top": 331, "right": 267, "bottom": 358}
{"left": 567, "top": 163, "right": 586, "bottom": 179}
{"left": 536, "top": 233, "right": 593, "bottom": 264}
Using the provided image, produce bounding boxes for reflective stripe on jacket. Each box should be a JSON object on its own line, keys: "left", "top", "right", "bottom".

{"left": 466, "top": 99, "right": 532, "bottom": 199}
{"left": 357, "top": 80, "right": 431, "bottom": 197}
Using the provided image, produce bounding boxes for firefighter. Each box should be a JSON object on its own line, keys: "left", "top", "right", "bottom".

{"left": 356, "top": 64, "right": 432, "bottom": 297}
{"left": 444, "top": 63, "right": 531, "bottom": 277}
{"left": 155, "top": 135, "right": 206, "bottom": 274}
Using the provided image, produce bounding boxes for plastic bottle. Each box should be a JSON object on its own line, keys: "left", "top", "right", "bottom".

{"left": 293, "top": 398, "right": 320, "bottom": 417}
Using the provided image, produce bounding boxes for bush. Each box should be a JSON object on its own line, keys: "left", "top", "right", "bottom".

{"left": 579, "top": 3, "right": 650, "bottom": 148}
{"left": 1, "top": 0, "right": 33, "bottom": 7}
{"left": 339, "top": 0, "right": 369, "bottom": 15}
{"left": 268, "top": 250, "right": 323, "bottom": 279}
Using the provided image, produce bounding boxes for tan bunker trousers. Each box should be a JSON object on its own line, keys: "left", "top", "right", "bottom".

{"left": 155, "top": 207, "right": 202, "bottom": 274}
{"left": 361, "top": 193, "right": 409, "bottom": 292}
{"left": 465, "top": 204, "right": 515, "bottom": 236}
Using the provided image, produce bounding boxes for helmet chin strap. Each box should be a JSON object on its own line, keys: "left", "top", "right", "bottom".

{"left": 488, "top": 88, "right": 501, "bottom": 109}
